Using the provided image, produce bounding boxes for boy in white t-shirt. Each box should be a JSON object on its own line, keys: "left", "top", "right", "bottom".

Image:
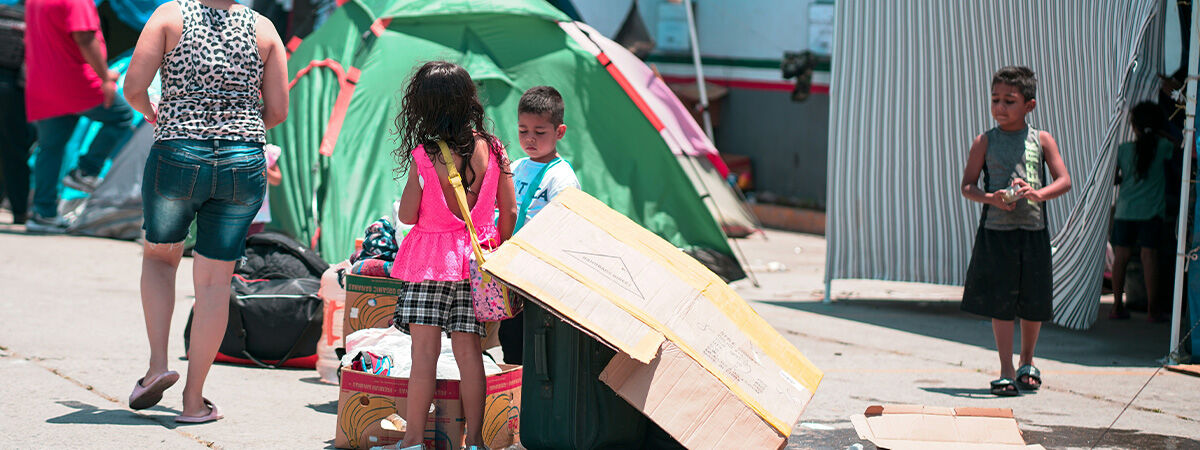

{"left": 499, "top": 85, "right": 580, "bottom": 364}
{"left": 510, "top": 86, "right": 580, "bottom": 227}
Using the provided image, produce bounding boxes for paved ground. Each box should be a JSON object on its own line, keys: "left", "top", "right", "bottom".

{"left": 0, "top": 215, "right": 1196, "bottom": 449}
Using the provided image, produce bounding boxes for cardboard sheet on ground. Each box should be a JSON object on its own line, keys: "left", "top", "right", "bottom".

{"left": 1165, "top": 364, "right": 1200, "bottom": 378}
{"left": 850, "top": 405, "right": 1045, "bottom": 449}
{"left": 481, "top": 189, "right": 822, "bottom": 448}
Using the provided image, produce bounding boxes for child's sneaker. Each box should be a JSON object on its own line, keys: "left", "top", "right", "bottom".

{"left": 62, "top": 169, "right": 100, "bottom": 193}
{"left": 25, "top": 213, "right": 68, "bottom": 233}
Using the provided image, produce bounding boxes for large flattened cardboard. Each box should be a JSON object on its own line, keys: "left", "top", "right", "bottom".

{"left": 601, "top": 341, "right": 793, "bottom": 449}
{"left": 481, "top": 189, "right": 822, "bottom": 447}
{"left": 335, "top": 366, "right": 521, "bottom": 450}
{"left": 850, "top": 405, "right": 1046, "bottom": 450}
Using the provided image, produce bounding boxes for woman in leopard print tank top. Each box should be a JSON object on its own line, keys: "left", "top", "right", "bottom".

{"left": 122, "top": 0, "right": 288, "bottom": 423}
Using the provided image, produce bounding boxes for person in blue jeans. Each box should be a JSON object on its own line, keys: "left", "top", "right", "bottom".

{"left": 23, "top": 0, "right": 133, "bottom": 232}
{"left": 29, "top": 97, "right": 133, "bottom": 223}
{"left": 122, "top": 0, "right": 288, "bottom": 422}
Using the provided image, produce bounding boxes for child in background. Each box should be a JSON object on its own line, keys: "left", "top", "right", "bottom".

{"left": 386, "top": 61, "right": 517, "bottom": 450}
{"left": 959, "top": 66, "right": 1071, "bottom": 396}
{"left": 248, "top": 144, "right": 282, "bottom": 236}
{"left": 1109, "top": 102, "right": 1174, "bottom": 322}
{"left": 498, "top": 85, "right": 580, "bottom": 364}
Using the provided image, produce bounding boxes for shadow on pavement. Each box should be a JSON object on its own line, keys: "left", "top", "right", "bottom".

{"left": 920, "top": 386, "right": 1025, "bottom": 399}
{"left": 788, "top": 425, "right": 873, "bottom": 450}
{"left": 307, "top": 400, "right": 337, "bottom": 415}
{"left": 1025, "top": 424, "right": 1200, "bottom": 449}
{"left": 762, "top": 298, "right": 1170, "bottom": 367}
{"left": 46, "top": 400, "right": 180, "bottom": 428}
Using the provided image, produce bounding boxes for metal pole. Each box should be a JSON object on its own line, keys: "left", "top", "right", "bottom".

{"left": 1169, "top": 2, "right": 1199, "bottom": 362}
{"left": 682, "top": 0, "right": 715, "bottom": 140}
{"left": 679, "top": 0, "right": 762, "bottom": 287}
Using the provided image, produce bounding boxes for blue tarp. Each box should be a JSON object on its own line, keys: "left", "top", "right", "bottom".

{"left": 101, "top": 0, "right": 168, "bottom": 28}
{"left": 1190, "top": 134, "right": 1200, "bottom": 356}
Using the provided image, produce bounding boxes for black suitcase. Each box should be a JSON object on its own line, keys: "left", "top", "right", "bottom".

{"left": 519, "top": 303, "right": 649, "bottom": 449}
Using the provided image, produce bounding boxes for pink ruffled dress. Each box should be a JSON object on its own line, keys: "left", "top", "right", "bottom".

{"left": 389, "top": 144, "right": 500, "bottom": 282}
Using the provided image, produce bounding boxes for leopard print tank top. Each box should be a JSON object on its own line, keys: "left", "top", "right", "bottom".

{"left": 155, "top": 0, "right": 265, "bottom": 143}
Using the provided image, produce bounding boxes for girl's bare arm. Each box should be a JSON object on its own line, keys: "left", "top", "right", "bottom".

{"left": 396, "top": 164, "right": 421, "bottom": 225}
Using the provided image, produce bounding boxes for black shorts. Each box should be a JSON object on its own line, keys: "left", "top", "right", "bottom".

{"left": 961, "top": 227, "right": 1053, "bottom": 321}
{"left": 1111, "top": 218, "right": 1163, "bottom": 249}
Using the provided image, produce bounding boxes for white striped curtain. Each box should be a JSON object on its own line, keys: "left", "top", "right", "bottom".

{"left": 826, "top": 1, "right": 1165, "bottom": 330}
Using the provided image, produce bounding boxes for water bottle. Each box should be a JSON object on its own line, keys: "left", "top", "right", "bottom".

{"left": 315, "top": 260, "right": 352, "bottom": 384}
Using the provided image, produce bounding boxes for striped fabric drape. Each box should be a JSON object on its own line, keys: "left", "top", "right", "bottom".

{"left": 826, "top": 1, "right": 1165, "bottom": 330}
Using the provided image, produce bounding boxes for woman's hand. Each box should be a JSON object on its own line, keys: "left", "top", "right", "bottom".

{"left": 143, "top": 103, "right": 157, "bottom": 124}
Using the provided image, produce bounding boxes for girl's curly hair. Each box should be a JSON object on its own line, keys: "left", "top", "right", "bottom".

{"left": 393, "top": 61, "right": 506, "bottom": 187}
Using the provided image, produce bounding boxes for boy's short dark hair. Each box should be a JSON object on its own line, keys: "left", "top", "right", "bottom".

{"left": 519, "top": 85, "right": 565, "bottom": 125}
{"left": 991, "top": 66, "right": 1037, "bottom": 101}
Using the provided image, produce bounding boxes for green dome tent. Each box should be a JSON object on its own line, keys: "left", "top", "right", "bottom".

{"left": 269, "top": 0, "right": 741, "bottom": 279}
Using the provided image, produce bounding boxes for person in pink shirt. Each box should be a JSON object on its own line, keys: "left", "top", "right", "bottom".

{"left": 23, "top": 0, "right": 132, "bottom": 232}
{"left": 388, "top": 61, "right": 517, "bottom": 450}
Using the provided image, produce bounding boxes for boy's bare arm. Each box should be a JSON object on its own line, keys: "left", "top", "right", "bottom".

{"left": 961, "top": 134, "right": 1015, "bottom": 211}
{"left": 1016, "top": 131, "right": 1071, "bottom": 202}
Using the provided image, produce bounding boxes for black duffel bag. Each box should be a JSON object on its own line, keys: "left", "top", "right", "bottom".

{"left": 184, "top": 275, "right": 323, "bottom": 369}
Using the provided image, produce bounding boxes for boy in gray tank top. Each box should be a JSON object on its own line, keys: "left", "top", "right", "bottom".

{"left": 959, "top": 66, "right": 1073, "bottom": 397}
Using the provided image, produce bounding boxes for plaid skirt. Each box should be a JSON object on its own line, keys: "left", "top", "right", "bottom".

{"left": 393, "top": 279, "right": 485, "bottom": 337}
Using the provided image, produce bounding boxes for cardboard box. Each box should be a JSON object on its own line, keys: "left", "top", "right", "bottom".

{"left": 481, "top": 189, "right": 822, "bottom": 449}
{"left": 601, "top": 341, "right": 794, "bottom": 449}
{"left": 850, "top": 405, "right": 1046, "bottom": 449}
{"left": 334, "top": 366, "right": 522, "bottom": 450}
{"left": 342, "top": 274, "right": 501, "bottom": 349}
{"left": 343, "top": 274, "right": 401, "bottom": 341}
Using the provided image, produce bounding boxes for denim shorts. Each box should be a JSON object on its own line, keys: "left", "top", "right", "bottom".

{"left": 142, "top": 139, "right": 266, "bottom": 261}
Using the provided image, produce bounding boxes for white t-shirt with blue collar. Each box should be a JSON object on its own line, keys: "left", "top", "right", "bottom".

{"left": 511, "top": 156, "right": 580, "bottom": 224}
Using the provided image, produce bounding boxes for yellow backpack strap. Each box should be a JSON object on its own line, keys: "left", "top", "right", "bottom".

{"left": 436, "top": 141, "right": 489, "bottom": 263}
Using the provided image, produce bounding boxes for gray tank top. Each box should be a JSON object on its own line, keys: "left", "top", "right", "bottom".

{"left": 155, "top": 0, "right": 265, "bottom": 143}
{"left": 982, "top": 126, "right": 1045, "bottom": 231}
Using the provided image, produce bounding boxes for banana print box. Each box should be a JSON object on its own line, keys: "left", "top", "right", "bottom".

{"left": 334, "top": 366, "right": 522, "bottom": 450}
{"left": 343, "top": 274, "right": 403, "bottom": 340}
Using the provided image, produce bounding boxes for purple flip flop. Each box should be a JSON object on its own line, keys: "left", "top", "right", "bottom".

{"left": 128, "top": 371, "right": 180, "bottom": 410}
{"left": 175, "top": 398, "right": 222, "bottom": 424}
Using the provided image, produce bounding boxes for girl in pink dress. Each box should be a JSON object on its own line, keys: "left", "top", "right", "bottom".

{"left": 388, "top": 61, "right": 517, "bottom": 450}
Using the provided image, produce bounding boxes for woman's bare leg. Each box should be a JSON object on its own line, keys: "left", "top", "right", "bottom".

{"left": 140, "top": 241, "right": 184, "bottom": 384}
{"left": 180, "top": 253, "right": 236, "bottom": 417}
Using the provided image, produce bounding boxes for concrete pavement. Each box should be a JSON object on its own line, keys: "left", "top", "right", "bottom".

{"left": 0, "top": 217, "right": 1197, "bottom": 449}
{"left": 732, "top": 231, "right": 1199, "bottom": 449}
